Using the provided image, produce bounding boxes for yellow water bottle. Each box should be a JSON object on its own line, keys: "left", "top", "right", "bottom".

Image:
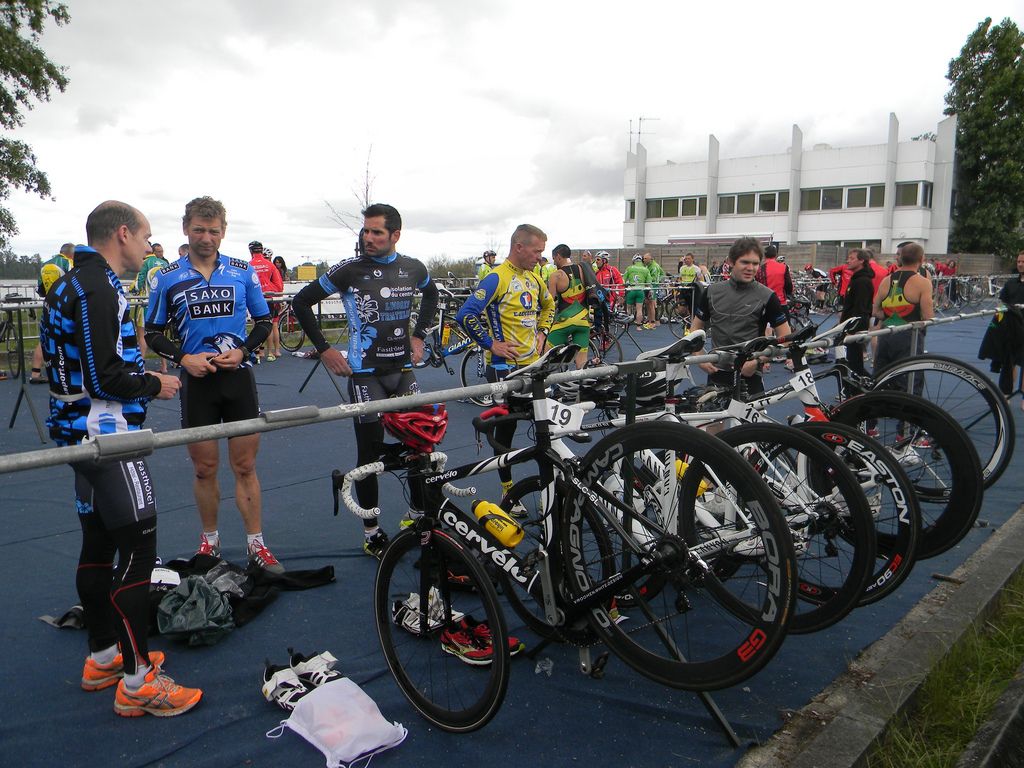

{"left": 472, "top": 500, "right": 524, "bottom": 548}
{"left": 675, "top": 459, "right": 711, "bottom": 496}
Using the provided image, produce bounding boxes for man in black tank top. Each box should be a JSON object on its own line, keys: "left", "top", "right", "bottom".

{"left": 872, "top": 242, "right": 933, "bottom": 384}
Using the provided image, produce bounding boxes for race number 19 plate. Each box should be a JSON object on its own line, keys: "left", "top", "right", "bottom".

{"left": 546, "top": 398, "right": 584, "bottom": 432}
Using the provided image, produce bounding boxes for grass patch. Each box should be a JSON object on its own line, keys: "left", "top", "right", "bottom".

{"left": 867, "top": 571, "right": 1024, "bottom": 767}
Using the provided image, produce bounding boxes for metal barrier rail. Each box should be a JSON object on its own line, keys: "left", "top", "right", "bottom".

{"left": 0, "top": 304, "right": 1012, "bottom": 475}
{"left": 0, "top": 357, "right": 695, "bottom": 475}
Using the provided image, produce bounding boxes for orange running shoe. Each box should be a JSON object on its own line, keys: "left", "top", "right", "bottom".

{"left": 81, "top": 650, "right": 166, "bottom": 691}
{"left": 113, "top": 668, "right": 202, "bottom": 717}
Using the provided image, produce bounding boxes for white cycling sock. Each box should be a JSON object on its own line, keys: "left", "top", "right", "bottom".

{"left": 90, "top": 644, "right": 118, "bottom": 665}
{"left": 123, "top": 664, "right": 152, "bottom": 691}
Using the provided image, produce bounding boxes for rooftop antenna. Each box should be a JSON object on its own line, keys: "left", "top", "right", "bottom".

{"left": 629, "top": 115, "right": 660, "bottom": 153}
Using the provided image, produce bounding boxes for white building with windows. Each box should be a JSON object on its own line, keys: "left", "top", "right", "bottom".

{"left": 623, "top": 113, "right": 956, "bottom": 254}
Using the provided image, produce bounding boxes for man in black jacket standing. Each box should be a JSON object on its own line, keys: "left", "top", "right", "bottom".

{"left": 40, "top": 201, "right": 202, "bottom": 717}
{"left": 839, "top": 249, "right": 875, "bottom": 376}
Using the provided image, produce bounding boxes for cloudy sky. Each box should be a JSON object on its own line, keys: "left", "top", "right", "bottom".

{"left": 6, "top": 0, "right": 1022, "bottom": 266}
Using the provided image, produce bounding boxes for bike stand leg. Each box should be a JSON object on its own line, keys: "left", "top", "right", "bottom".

{"left": 298, "top": 359, "right": 319, "bottom": 393}
{"left": 7, "top": 310, "right": 47, "bottom": 443}
{"left": 523, "top": 636, "right": 554, "bottom": 661}
{"left": 298, "top": 358, "right": 346, "bottom": 399}
{"left": 695, "top": 689, "right": 742, "bottom": 748}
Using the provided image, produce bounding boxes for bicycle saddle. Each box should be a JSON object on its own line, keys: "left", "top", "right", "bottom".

{"left": 505, "top": 343, "right": 580, "bottom": 381}
{"left": 807, "top": 317, "right": 863, "bottom": 346}
{"left": 714, "top": 336, "right": 774, "bottom": 359}
{"left": 779, "top": 324, "right": 817, "bottom": 345}
{"left": 636, "top": 330, "right": 706, "bottom": 361}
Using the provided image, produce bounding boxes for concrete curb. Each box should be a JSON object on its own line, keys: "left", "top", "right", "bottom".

{"left": 739, "top": 504, "right": 1024, "bottom": 768}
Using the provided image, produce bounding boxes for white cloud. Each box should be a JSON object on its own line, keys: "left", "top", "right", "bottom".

{"left": 6, "top": 0, "right": 1021, "bottom": 264}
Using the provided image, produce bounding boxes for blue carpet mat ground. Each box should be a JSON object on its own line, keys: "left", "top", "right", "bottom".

{"left": 0, "top": 315, "right": 1020, "bottom": 768}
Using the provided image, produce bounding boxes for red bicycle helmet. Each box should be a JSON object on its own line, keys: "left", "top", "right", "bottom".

{"left": 381, "top": 404, "right": 448, "bottom": 453}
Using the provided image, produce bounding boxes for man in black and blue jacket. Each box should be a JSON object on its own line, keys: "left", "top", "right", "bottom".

{"left": 40, "top": 200, "right": 202, "bottom": 718}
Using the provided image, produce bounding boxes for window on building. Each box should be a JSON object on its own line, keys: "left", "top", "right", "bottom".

{"left": 800, "top": 189, "right": 821, "bottom": 211}
{"left": 779, "top": 190, "right": 789, "bottom": 212}
{"left": 869, "top": 185, "right": 885, "bottom": 207}
{"left": 737, "top": 193, "right": 755, "bottom": 214}
{"left": 895, "top": 183, "right": 919, "bottom": 207}
{"left": 846, "top": 187, "right": 867, "bottom": 208}
{"left": 662, "top": 198, "right": 679, "bottom": 218}
{"left": 842, "top": 240, "right": 864, "bottom": 249}
{"left": 646, "top": 199, "right": 662, "bottom": 219}
{"left": 681, "top": 197, "right": 697, "bottom": 217}
{"left": 822, "top": 188, "right": 843, "bottom": 210}
{"left": 719, "top": 195, "right": 736, "bottom": 215}
{"left": 699, "top": 196, "right": 708, "bottom": 216}
{"left": 626, "top": 200, "right": 635, "bottom": 220}
{"left": 921, "top": 182, "right": 933, "bottom": 209}
{"left": 866, "top": 240, "right": 882, "bottom": 252}
{"left": 758, "top": 192, "right": 777, "bottom": 212}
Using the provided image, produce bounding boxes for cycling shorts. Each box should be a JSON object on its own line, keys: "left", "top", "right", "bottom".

{"left": 546, "top": 324, "right": 590, "bottom": 349}
{"left": 625, "top": 289, "right": 646, "bottom": 305}
{"left": 348, "top": 369, "right": 420, "bottom": 424}
{"left": 180, "top": 367, "right": 260, "bottom": 428}
{"left": 74, "top": 458, "right": 157, "bottom": 530}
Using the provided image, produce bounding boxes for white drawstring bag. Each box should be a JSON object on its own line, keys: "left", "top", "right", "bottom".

{"left": 267, "top": 678, "right": 407, "bottom": 768}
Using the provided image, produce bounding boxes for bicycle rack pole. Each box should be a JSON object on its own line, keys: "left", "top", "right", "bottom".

{"left": 7, "top": 303, "right": 47, "bottom": 443}
{"left": 623, "top": 362, "right": 742, "bottom": 748}
{"left": 297, "top": 298, "right": 346, "bottom": 399}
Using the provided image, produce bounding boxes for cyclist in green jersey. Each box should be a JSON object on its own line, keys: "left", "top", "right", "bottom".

{"left": 477, "top": 249, "right": 497, "bottom": 280}
{"left": 134, "top": 243, "right": 169, "bottom": 372}
{"left": 622, "top": 254, "right": 651, "bottom": 328}
{"left": 534, "top": 255, "right": 556, "bottom": 282}
{"left": 643, "top": 252, "right": 664, "bottom": 328}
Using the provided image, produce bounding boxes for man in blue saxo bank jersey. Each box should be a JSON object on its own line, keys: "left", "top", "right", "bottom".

{"left": 40, "top": 200, "right": 202, "bottom": 717}
{"left": 291, "top": 203, "right": 439, "bottom": 558}
{"left": 144, "top": 196, "right": 284, "bottom": 574}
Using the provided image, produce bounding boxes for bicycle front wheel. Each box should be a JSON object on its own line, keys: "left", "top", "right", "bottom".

{"left": 794, "top": 422, "right": 921, "bottom": 607}
{"left": 664, "top": 301, "right": 692, "bottom": 339}
{"left": 586, "top": 332, "right": 623, "bottom": 367}
{"left": 561, "top": 421, "right": 797, "bottom": 691}
{"left": 6, "top": 329, "right": 22, "bottom": 379}
{"left": 871, "top": 354, "right": 1013, "bottom": 488}
{"left": 375, "top": 526, "right": 510, "bottom": 733}
{"left": 831, "top": 391, "right": 983, "bottom": 559}
{"left": 459, "top": 347, "right": 492, "bottom": 406}
{"left": 277, "top": 306, "right": 306, "bottom": 353}
{"left": 715, "top": 423, "right": 875, "bottom": 633}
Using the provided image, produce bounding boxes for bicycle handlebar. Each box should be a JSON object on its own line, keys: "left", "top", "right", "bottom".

{"left": 340, "top": 462, "right": 385, "bottom": 519}
{"left": 472, "top": 407, "right": 528, "bottom": 451}
{"left": 336, "top": 452, "right": 475, "bottom": 520}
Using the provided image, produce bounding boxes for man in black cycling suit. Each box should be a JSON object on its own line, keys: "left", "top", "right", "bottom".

{"left": 40, "top": 200, "right": 202, "bottom": 717}
{"left": 292, "top": 203, "right": 438, "bottom": 558}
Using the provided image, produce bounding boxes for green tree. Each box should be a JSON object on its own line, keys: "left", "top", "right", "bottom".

{"left": 0, "top": 1, "right": 69, "bottom": 250}
{"left": 426, "top": 255, "right": 476, "bottom": 281}
{"left": 945, "top": 17, "right": 1024, "bottom": 257}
